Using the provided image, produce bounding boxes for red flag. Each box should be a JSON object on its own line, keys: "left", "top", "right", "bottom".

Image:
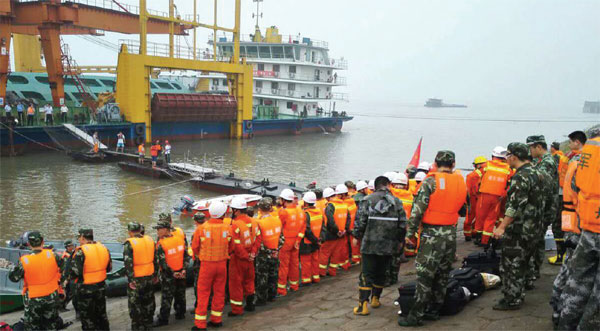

{"left": 408, "top": 137, "right": 422, "bottom": 168}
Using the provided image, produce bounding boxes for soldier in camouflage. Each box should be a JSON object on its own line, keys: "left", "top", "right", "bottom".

{"left": 60, "top": 240, "right": 77, "bottom": 313}
{"left": 70, "top": 229, "right": 112, "bottom": 330}
{"left": 492, "top": 142, "right": 544, "bottom": 310}
{"left": 353, "top": 175, "right": 406, "bottom": 316}
{"left": 254, "top": 198, "right": 284, "bottom": 306}
{"left": 527, "top": 135, "right": 559, "bottom": 284}
{"left": 190, "top": 213, "right": 206, "bottom": 313}
{"left": 9, "top": 231, "right": 63, "bottom": 331}
{"left": 398, "top": 151, "right": 467, "bottom": 326}
{"left": 123, "top": 222, "right": 158, "bottom": 330}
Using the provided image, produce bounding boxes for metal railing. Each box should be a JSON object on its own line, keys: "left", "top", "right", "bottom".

{"left": 211, "top": 34, "right": 329, "bottom": 49}
{"left": 119, "top": 39, "right": 224, "bottom": 61}
{"left": 245, "top": 56, "right": 348, "bottom": 69}
{"left": 253, "top": 71, "right": 347, "bottom": 85}
{"left": 18, "top": 0, "right": 170, "bottom": 17}
{"left": 254, "top": 89, "right": 348, "bottom": 101}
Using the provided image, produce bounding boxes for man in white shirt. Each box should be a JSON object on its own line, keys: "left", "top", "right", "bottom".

{"left": 116, "top": 132, "right": 125, "bottom": 153}
{"left": 164, "top": 140, "right": 171, "bottom": 164}
{"left": 44, "top": 104, "right": 54, "bottom": 125}
{"left": 60, "top": 104, "right": 68, "bottom": 123}
{"left": 4, "top": 103, "right": 12, "bottom": 116}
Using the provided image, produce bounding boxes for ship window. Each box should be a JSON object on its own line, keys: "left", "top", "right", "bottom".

{"left": 294, "top": 47, "right": 300, "bottom": 60}
{"left": 272, "top": 46, "right": 284, "bottom": 59}
{"left": 213, "top": 79, "right": 219, "bottom": 86}
{"left": 65, "top": 78, "right": 76, "bottom": 86}
{"left": 259, "top": 46, "right": 271, "bottom": 58}
{"left": 273, "top": 64, "right": 280, "bottom": 72}
{"left": 286, "top": 101, "right": 293, "bottom": 109}
{"left": 72, "top": 92, "right": 96, "bottom": 101}
{"left": 156, "top": 82, "right": 174, "bottom": 90}
{"left": 256, "top": 81, "right": 263, "bottom": 88}
{"left": 222, "top": 79, "right": 227, "bottom": 86}
{"left": 21, "top": 91, "right": 46, "bottom": 101}
{"left": 8, "top": 75, "right": 29, "bottom": 84}
{"left": 289, "top": 66, "right": 296, "bottom": 74}
{"left": 288, "top": 83, "right": 295, "bottom": 91}
{"left": 240, "top": 46, "right": 247, "bottom": 57}
{"left": 284, "top": 46, "right": 294, "bottom": 59}
{"left": 171, "top": 82, "right": 182, "bottom": 90}
{"left": 34, "top": 76, "right": 49, "bottom": 84}
{"left": 257, "top": 63, "right": 265, "bottom": 71}
{"left": 222, "top": 46, "right": 233, "bottom": 57}
{"left": 246, "top": 46, "right": 258, "bottom": 57}
{"left": 150, "top": 82, "right": 159, "bottom": 89}
{"left": 101, "top": 79, "right": 116, "bottom": 87}
{"left": 81, "top": 78, "right": 101, "bottom": 87}
{"left": 271, "top": 82, "right": 279, "bottom": 89}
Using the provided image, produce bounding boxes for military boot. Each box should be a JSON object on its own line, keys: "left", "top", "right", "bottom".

{"left": 152, "top": 318, "right": 169, "bottom": 327}
{"left": 353, "top": 288, "right": 371, "bottom": 316}
{"left": 371, "top": 286, "right": 383, "bottom": 308}
{"left": 244, "top": 294, "right": 256, "bottom": 312}
{"left": 398, "top": 315, "right": 423, "bottom": 327}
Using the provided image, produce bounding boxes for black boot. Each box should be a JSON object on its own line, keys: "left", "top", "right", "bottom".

{"left": 353, "top": 288, "right": 372, "bottom": 316}
{"left": 371, "top": 286, "right": 383, "bottom": 308}
{"left": 153, "top": 318, "right": 169, "bottom": 327}
{"left": 245, "top": 294, "right": 256, "bottom": 312}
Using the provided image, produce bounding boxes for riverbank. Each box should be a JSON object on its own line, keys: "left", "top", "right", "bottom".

{"left": 1, "top": 224, "right": 558, "bottom": 330}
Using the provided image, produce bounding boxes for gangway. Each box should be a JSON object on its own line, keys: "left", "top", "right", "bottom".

{"left": 62, "top": 123, "right": 108, "bottom": 149}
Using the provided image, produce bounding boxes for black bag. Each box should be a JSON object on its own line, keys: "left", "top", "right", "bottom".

{"left": 462, "top": 249, "right": 501, "bottom": 275}
{"left": 450, "top": 267, "right": 486, "bottom": 298}
{"left": 395, "top": 281, "right": 417, "bottom": 316}
{"left": 440, "top": 279, "right": 469, "bottom": 315}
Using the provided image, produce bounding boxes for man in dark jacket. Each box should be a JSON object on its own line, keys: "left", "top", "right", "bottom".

{"left": 352, "top": 176, "right": 406, "bottom": 316}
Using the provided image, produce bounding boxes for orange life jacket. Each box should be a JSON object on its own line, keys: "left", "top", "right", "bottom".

{"left": 561, "top": 159, "right": 580, "bottom": 234}
{"left": 81, "top": 242, "right": 110, "bottom": 285}
{"left": 280, "top": 206, "right": 305, "bottom": 238}
{"left": 478, "top": 160, "right": 511, "bottom": 196}
{"left": 329, "top": 198, "right": 349, "bottom": 231}
{"left": 173, "top": 227, "right": 186, "bottom": 242}
{"left": 233, "top": 214, "right": 259, "bottom": 251}
{"left": 158, "top": 235, "right": 185, "bottom": 271}
{"left": 422, "top": 172, "right": 467, "bottom": 226}
{"left": 391, "top": 187, "right": 414, "bottom": 217}
{"left": 316, "top": 199, "right": 327, "bottom": 216}
{"left": 257, "top": 214, "right": 282, "bottom": 250}
{"left": 304, "top": 207, "right": 324, "bottom": 244}
{"left": 466, "top": 169, "right": 483, "bottom": 197}
{"left": 27, "top": 106, "right": 34, "bottom": 115}
{"left": 408, "top": 179, "right": 418, "bottom": 196}
{"left": 138, "top": 144, "right": 145, "bottom": 154}
{"left": 20, "top": 249, "right": 59, "bottom": 298}
{"left": 126, "top": 235, "right": 155, "bottom": 278}
{"left": 575, "top": 137, "right": 600, "bottom": 233}
{"left": 344, "top": 197, "right": 357, "bottom": 230}
{"left": 198, "top": 219, "right": 231, "bottom": 262}
{"left": 150, "top": 144, "right": 160, "bottom": 157}
{"left": 555, "top": 151, "right": 569, "bottom": 188}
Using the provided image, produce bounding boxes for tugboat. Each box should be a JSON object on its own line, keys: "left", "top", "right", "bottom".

{"left": 424, "top": 98, "right": 467, "bottom": 108}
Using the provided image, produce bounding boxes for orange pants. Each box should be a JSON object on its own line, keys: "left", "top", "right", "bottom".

{"left": 228, "top": 256, "right": 255, "bottom": 315}
{"left": 277, "top": 240, "right": 299, "bottom": 295}
{"left": 350, "top": 235, "right": 361, "bottom": 264}
{"left": 476, "top": 193, "right": 502, "bottom": 245}
{"left": 319, "top": 240, "right": 338, "bottom": 276}
{"left": 194, "top": 261, "right": 227, "bottom": 329}
{"left": 300, "top": 250, "right": 320, "bottom": 284}
{"left": 464, "top": 195, "right": 478, "bottom": 238}
{"left": 333, "top": 236, "right": 350, "bottom": 271}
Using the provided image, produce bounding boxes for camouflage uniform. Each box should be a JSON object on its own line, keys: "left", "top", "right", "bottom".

{"left": 353, "top": 183, "right": 406, "bottom": 311}
{"left": 123, "top": 224, "right": 158, "bottom": 331}
{"left": 9, "top": 232, "right": 63, "bottom": 331}
{"left": 497, "top": 145, "right": 543, "bottom": 308}
{"left": 156, "top": 231, "right": 190, "bottom": 323}
{"left": 70, "top": 235, "right": 112, "bottom": 331}
{"left": 254, "top": 233, "right": 284, "bottom": 304}
{"left": 402, "top": 157, "right": 466, "bottom": 323}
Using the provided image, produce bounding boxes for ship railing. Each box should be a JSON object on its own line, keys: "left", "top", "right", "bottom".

{"left": 23, "top": 0, "right": 169, "bottom": 17}
{"left": 119, "top": 39, "right": 227, "bottom": 61}
{"left": 210, "top": 33, "right": 329, "bottom": 49}
{"left": 254, "top": 89, "right": 348, "bottom": 101}
{"left": 253, "top": 71, "right": 346, "bottom": 85}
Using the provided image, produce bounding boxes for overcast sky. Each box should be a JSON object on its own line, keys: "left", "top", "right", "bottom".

{"left": 50, "top": 0, "right": 600, "bottom": 109}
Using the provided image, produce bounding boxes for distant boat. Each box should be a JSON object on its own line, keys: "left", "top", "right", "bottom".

{"left": 425, "top": 98, "right": 467, "bottom": 108}
{"left": 583, "top": 101, "right": 600, "bottom": 114}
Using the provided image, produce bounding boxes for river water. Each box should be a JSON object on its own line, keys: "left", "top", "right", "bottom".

{"left": 0, "top": 101, "right": 597, "bottom": 243}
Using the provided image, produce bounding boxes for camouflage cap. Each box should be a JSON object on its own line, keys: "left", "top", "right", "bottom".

{"left": 551, "top": 142, "right": 560, "bottom": 150}
{"left": 152, "top": 219, "right": 172, "bottom": 229}
{"left": 78, "top": 229, "right": 93, "bottom": 238}
{"left": 507, "top": 142, "right": 530, "bottom": 159}
{"left": 158, "top": 212, "right": 172, "bottom": 222}
{"left": 258, "top": 197, "right": 273, "bottom": 210}
{"left": 344, "top": 180, "right": 356, "bottom": 190}
{"left": 127, "top": 222, "right": 142, "bottom": 232}
{"left": 526, "top": 135, "right": 546, "bottom": 145}
{"left": 193, "top": 213, "right": 206, "bottom": 222}
{"left": 434, "top": 150, "right": 455, "bottom": 163}
{"left": 64, "top": 240, "right": 74, "bottom": 248}
{"left": 27, "top": 231, "right": 43, "bottom": 247}
{"left": 589, "top": 127, "right": 600, "bottom": 138}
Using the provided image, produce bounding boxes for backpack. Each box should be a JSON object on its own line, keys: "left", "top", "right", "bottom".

{"left": 440, "top": 279, "right": 470, "bottom": 315}
{"left": 450, "top": 267, "right": 486, "bottom": 298}
{"left": 462, "top": 249, "right": 501, "bottom": 275}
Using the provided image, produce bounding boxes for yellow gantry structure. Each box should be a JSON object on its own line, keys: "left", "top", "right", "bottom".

{"left": 116, "top": 0, "right": 252, "bottom": 141}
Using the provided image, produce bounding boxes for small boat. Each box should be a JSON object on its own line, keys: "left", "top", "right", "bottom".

{"left": 173, "top": 194, "right": 262, "bottom": 217}
{"left": 168, "top": 162, "right": 218, "bottom": 178}
{"left": 424, "top": 98, "right": 467, "bottom": 108}
{"left": 118, "top": 161, "right": 185, "bottom": 180}
{"left": 191, "top": 173, "right": 304, "bottom": 198}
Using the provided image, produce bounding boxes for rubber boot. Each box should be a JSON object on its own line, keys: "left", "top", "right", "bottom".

{"left": 548, "top": 240, "right": 565, "bottom": 265}
{"left": 353, "top": 288, "right": 371, "bottom": 316}
{"left": 371, "top": 286, "right": 383, "bottom": 308}
{"left": 245, "top": 294, "right": 256, "bottom": 312}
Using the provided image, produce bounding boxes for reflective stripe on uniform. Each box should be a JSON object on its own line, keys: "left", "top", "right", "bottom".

{"left": 312, "top": 275, "right": 320, "bottom": 280}
{"left": 319, "top": 264, "right": 327, "bottom": 269}
{"left": 298, "top": 233, "right": 305, "bottom": 238}
{"left": 352, "top": 255, "right": 361, "bottom": 259}
{"left": 289, "top": 280, "right": 298, "bottom": 285}
{"left": 368, "top": 216, "right": 399, "bottom": 221}
{"left": 211, "top": 311, "right": 222, "bottom": 317}
{"left": 329, "top": 263, "right": 339, "bottom": 268}
{"left": 482, "top": 231, "right": 493, "bottom": 236}
{"left": 359, "top": 286, "right": 372, "bottom": 290}
{"left": 302, "top": 278, "right": 312, "bottom": 282}
{"left": 230, "top": 299, "right": 243, "bottom": 306}
{"left": 277, "top": 283, "right": 287, "bottom": 289}
{"left": 233, "top": 239, "right": 241, "bottom": 244}
{"left": 195, "top": 314, "right": 206, "bottom": 320}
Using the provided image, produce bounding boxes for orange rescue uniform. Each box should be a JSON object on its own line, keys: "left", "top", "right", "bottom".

{"left": 300, "top": 207, "right": 324, "bottom": 284}
{"left": 575, "top": 137, "right": 600, "bottom": 233}
{"left": 344, "top": 197, "right": 360, "bottom": 265}
{"left": 229, "top": 214, "right": 260, "bottom": 315}
{"left": 476, "top": 160, "right": 512, "bottom": 244}
{"left": 464, "top": 168, "right": 483, "bottom": 238}
{"left": 277, "top": 205, "right": 305, "bottom": 295}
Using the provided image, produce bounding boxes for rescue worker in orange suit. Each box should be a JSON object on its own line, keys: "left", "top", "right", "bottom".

{"left": 475, "top": 146, "right": 512, "bottom": 247}
{"left": 70, "top": 229, "right": 112, "bottom": 331}
{"left": 299, "top": 191, "right": 325, "bottom": 285}
{"left": 344, "top": 188, "right": 359, "bottom": 266}
{"left": 123, "top": 222, "right": 158, "bottom": 330}
{"left": 153, "top": 218, "right": 190, "bottom": 327}
{"left": 277, "top": 189, "right": 305, "bottom": 296}
{"left": 138, "top": 143, "right": 145, "bottom": 164}
{"left": 387, "top": 173, "right": 414, "bottom": 285}
{"left": 9, "top": 231, "right": 63, "bottom": 330}
{"left": 192, "top": 201, "right": 232, "bottom": 331}
{"left": 351, "top": 181, "right": 370, "bottom": 264}
{"left": 150, "top": 140, "right": 162, "bottom": 168}
{"left": 228, "top": 197, "right": 261, "bottom": 316}
{"left": 549, "top": 140, "right": 573, "bottom": 265}
{"left": 315, "top": 188, "right": 328, "bottom": 215}
{"left": 254, "top": 198, "right": 284, "bottom": 305}
{"left": 321, "top": 184, "right": 352, "bottom": 275}
{"left": 464, "top": 156, "right": 487, "bottom": 241}
{"left": 190, "top": 213, "right": 206, "bottom": 314}
{"left": 319, "top": 187, "right": 339, "bottom": 276}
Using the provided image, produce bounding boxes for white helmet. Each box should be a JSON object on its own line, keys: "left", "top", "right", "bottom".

{"left": 335, "top": 184, "right": 349, "bottom": 195}
{"left": 417, "top": 162, "right": 430, "bottom": 171}
{"left": 383, "top": 172, "right": 396, "bottom": 181}
{"left": 415, "top": 172, "right": 427, "bottom": 182}
{"left": 392, "top": 173, "right": 409, "bottom": 185}
{"left": 230, "top": 196, "right": 247, "bottom": 210}
{"left": 367, "top": 180, "right": 375, "bottom": 190}
{"left": 209, "top": 201, "right": 228, "bottom": 218}
{"left": 279, "top": 188, "right": 295, "bottom": 201}
{"left": 492, "top": 146, "right": 507, "bottom": 158}
{"left": 302, "top": 191, "right": 317, "bottom": 204}
{"left": 323, "top": 187, "right": 335, "bottom": 198}
{"left": 356, "top": 180, "right": 368, "bottom": 191}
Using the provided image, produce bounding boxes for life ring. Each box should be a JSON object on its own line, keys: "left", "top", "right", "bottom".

{"left": 134, "top": 124, "right": 145, "bottom": 135}
{"left": 135, "top": 136, "right": 144, "bottom": 145}
{"left": 245, "top": 121, "right": 253, "bottom": 130}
